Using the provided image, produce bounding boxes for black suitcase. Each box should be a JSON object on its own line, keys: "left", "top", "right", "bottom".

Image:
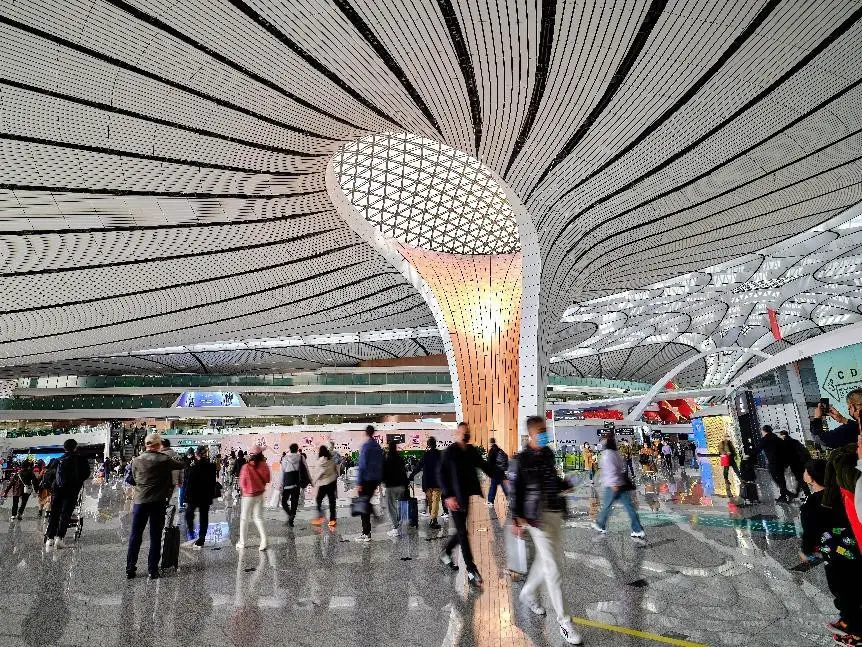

{"left": 161, "top": 504, "right": 180, "bottom": 571}
{"left": 740, "top": 481, "right": 759, "bottom": 503}
{"left": 399, "top": 485, "right": 419, "bottom": 527}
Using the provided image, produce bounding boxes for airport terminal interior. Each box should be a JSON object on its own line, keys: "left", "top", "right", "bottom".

{"left": 2, "top": 1, "right": 862, "bottom": 645}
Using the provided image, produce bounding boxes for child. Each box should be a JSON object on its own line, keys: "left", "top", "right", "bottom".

{"left": 799, "top": 459, "right": 861, "bottom": 644}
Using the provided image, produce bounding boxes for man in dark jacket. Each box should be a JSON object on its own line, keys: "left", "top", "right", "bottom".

{"left": 409, "top": 437, "right": 442, "bottom": 529}
{"left": 126, "top": 432, "right": 187, "bottom": 579}
{"left": 45, "top": 439, "right": 91, "bottom": 551}
{"left": 438, "top": 421, "right": 501, "bottom": 586}
{"left": 778, "top": 431, "right": 811, "bottom": 497}
{"left": 756, "top": 425, "right": 793, "bottom": 502}
{"left": 486, "top": 437, "right": 509, "bottom": 506}
{"left": 355, "top": 425, "right": 384, "bottom": 542}
{"left": 183, "top": 445, "right": 218, "bottom": 549}
{"left": 812, "top": 390, "right": 862, "bottom": 449}
{"left": 512, "top": 416, "right": 582, "bottom": 645}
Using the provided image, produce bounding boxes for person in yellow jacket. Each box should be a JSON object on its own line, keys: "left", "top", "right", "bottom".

{"left": 582, "top": 443, "right": 596, "bottom": 485}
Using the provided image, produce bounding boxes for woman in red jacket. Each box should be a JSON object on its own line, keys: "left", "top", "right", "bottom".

{"left": 237, "top": 444, "right": 271, "bottom": 551}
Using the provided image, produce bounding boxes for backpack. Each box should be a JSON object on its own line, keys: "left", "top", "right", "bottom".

{"left": 298, "top": 458, "right": 311, "bottom": 489}
{"left": 55, "top": 455, "right": 81, "bottom": 490}
{"left": 495, "top": 448, "right": 509, "bottom": 472}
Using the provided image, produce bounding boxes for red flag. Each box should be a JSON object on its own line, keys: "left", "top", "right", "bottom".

{"left": 766, "top": 308, "right": 782, "bottom": 340}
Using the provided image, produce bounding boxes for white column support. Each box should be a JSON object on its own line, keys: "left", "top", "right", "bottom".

{"left": 625, "top": 347, "right": 770, "bottom": 423}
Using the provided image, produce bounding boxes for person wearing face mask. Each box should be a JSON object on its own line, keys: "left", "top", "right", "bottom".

{"left": 512, "top": 416, "right": 583, "bottom": 645}
{"left": 438, "top": 421, "right": 503, "bottom": 586}
{"left": 813, "top": 389, "right": 862, "bottom": 449}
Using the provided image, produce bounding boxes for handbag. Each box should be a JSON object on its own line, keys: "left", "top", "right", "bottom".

{"left": 350, "top": 495, "right": 370, "bottom": 517}
{"left": 506, "top": 527, "right": 528, "bottom": 575}
{"left": 620, "top": 474, "right": 636, "bottom": 492}
{"left": 719, "top": 454, "right": 731, "bottom": 467}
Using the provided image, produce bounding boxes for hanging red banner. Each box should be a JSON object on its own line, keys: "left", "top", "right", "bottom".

{"left": 766, "top": 307, "right": 782, "bottom": 340}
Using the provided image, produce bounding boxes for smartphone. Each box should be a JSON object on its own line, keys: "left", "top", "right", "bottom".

{"left": 819, "top": 397, "right": 830, "bottom": 412}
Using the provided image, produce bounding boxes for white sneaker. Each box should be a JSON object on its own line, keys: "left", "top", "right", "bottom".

{"left": 420, "top": 511, "right": 430, "bottom": 517}
{"left": 54, "top": 538, "right": 65, "bottom": 550}
{"left": 182, "top": 539, "right": 197, "bottom": 547}
{"left": 590, "top": 522, "right": 606, "bottom": 534}
{"left": 386, "top": 528, "right": 401, "bottom": 537}
{"left": 486, "top": 501, "right": 494, "bottom": 507}
{"left": 235, "top": 542, "right": 245, "bottom": 550}
{"left": 630, "top": 531, "right": 646, "bottom": 541}
{"left": 559, "top": 619, "right": 583, "bottom": 645}
{"left": 44, "top": 538, "right": 54, "bottom": 552}
{"left": 191, "top": 544, "right": 203, "bottom": 551}
{"left": 354, "top": 534, "right": 372, "bottom": 543}
{"left": 440, "top": 513, "right": 449, "bottom": 520}
{"left": 520, "top": 596, "right": 546, "bottom": 616}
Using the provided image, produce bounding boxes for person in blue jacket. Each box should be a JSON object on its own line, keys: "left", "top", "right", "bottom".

{"left": 409, "top": 437, "right": 442, "bottom": 529}
{"left": 354, "top": 425, "right": 384, "bottom": 542}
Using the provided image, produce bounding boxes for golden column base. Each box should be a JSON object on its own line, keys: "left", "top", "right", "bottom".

{"left": 396, "top": 244, "right": 522, "bottom": 455}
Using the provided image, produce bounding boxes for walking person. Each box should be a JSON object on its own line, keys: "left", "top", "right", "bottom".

{"left": 583, "top": 443, "right": 596, "bottom": 485}
{"left": 36, "top": 459, "right": 54, "bottom": 518}
{"left": 125, "top": 432, "right": 186, "bottom": 578}
{"left": 438, "top": 421, "right": 503, "bottom": 586}
{"left": 718, "top": 435, "right": 742, "bottom": 495}
{"left": 591, "top": 435, "right": 646, "bottom": 541}
{"left": 512, "top": 416, "right": 583, "bottom": 645}
{"left": 779, "top": 431, "right": 811, "bottom": 498}
{"left": 354, "top": 425, "right": 384, "bottom": 543}
{"left": 3, "top": 461, "right": 35, "bottom": 521}
{"left": 486, "top": 438, "right": 510, "bottom": 506}
{"left": 281, "top": 444, "right": 308, "bottom": 527}
{"left": 382, "top": 440, "right": 409, "bottom": 537}
{"left": 183, "top": 445, "right": 218, "bottom": 550}
{"left": 408, "top": 437, "right": 442, "bottom": 529}
{"left": 236, "top": 444, "right": 271, "bottom": 551}
{"left": 45, "top": 439, "right": 92, "bottom": 551}
{"left": 311, "top": 445, "right": 338, "bottom": 529}
{"left": 756, "top": 425, "right": 794, "bottom": 502}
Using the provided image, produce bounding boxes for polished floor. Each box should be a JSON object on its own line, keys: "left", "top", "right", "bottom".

{"left": 0, "top": 465, "right": 841, "bottom": 647}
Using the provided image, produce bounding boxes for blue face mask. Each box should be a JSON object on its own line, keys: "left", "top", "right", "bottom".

{"left": 536, "top": 431, "right": 550, "bottom": 447}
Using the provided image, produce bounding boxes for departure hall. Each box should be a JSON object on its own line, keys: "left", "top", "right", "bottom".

{"left": 1, "top": 1, "right": 862, "bottom": 646}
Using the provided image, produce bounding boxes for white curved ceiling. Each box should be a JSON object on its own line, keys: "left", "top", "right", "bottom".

{"left": 1, "top": 0, "right": 862, "bottom": 381}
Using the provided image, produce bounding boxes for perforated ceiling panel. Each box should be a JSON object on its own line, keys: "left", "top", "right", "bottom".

{"left": 1, "top": 0, "right": 862, "bottom": 382}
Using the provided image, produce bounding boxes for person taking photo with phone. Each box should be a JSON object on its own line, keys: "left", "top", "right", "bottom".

{"left": 813, "top": 391, "right": 862, "bottom": 449}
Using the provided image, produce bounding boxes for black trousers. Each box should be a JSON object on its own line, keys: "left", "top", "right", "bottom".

{"left": 359, "top": 481, "right": 379, "bottom": 536}
{"left": 316, "top": 482, "right": 337, "bottom": 521}
{"left": 282, "top": 487, "right": 300, "bottom": 520}
{"left": 10, "top": 493, "right": 30, "bottom": 517}
{"left": 722, "top": 461, "right": 741, "bottom": 482}
{"left": 126, "top": 501, "right": 167, "bottom": 575}
{"left": 826, "top": 560, "right": 862, "bottom": 632}
{"left": 45, "top": 488, "right": 78, "bottom": 539}
{"left": 444, "top": 504, "right": 474, "bottom": 571}
{"left": 768, "top": 463, "right": 791, "bottom": 497}
{"left": 184, "top": 503, "right": 210, "bottom": 546}
{"left": 788, "top": 462, "right": 811, "bottom": 496}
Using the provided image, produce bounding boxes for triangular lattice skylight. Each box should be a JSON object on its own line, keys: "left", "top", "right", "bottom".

{"left": 334, "top": 133, "right": 519, "bottom": 255}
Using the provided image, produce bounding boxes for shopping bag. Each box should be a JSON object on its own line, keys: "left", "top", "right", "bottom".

{"left": 506, "top": 528, "right": 528, "bottom": 575}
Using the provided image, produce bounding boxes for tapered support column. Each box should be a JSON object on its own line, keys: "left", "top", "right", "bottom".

{"left": 397, "top": 245, "right": 522, "bottom": 454}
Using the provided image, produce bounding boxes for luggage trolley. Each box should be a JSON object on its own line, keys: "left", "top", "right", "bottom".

{"left": 64, "top": 490, "right": 85, "bottom": 541}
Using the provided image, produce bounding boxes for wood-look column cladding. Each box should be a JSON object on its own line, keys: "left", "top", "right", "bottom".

{"left": 397, "top": 244, "right": 522, "bottom": 455}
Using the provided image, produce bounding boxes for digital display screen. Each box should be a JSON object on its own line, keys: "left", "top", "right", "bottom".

{"left": 174, "top": 392, "right": 244, "bottom": 407}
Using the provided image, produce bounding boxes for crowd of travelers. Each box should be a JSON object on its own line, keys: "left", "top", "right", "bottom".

{"left": 2, "top": 395, "right": 861, "bottom": 646}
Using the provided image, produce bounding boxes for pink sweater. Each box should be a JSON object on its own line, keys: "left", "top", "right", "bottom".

{"left": 239, "top": 460, "right": 271, "bottom": 496}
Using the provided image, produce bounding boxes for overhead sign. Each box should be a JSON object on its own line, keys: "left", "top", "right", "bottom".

{"left": 812, "top": 344, "right": 862, "bottom": 418}
{"left": 386, "top": 433, "right": 406, "bottom": 444}
{"left": 174, "top": 392, "right": 245, "bottom": 407}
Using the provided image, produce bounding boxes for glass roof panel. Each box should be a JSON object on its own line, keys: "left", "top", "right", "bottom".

{"left": 334, "top": 132, "right": 520, "bottom": 255}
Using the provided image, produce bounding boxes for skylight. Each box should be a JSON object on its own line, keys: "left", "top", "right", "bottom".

{"left": 334, "top": 133, "right": 519, "bottom": 255}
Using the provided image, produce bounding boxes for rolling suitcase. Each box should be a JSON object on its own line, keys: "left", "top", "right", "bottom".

{"left": 740, "top": 481, "right": 759, "bottom": 504}
{"left": 160, "top": 504, "right": 181, "bottom": 572}
{"left": 399, "top": 485, "right": 419, "bottom": 528}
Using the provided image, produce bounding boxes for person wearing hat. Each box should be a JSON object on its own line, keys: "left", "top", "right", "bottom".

{"left": 126, "top": 432, "right": 187, "bottom": 579}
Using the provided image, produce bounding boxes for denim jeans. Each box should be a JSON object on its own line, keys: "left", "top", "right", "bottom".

{"left": 595, "top": 486, "right": 643, "bottom": 533}
{"left": 487, "top": 477, "right": 509, "bottom": 503}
